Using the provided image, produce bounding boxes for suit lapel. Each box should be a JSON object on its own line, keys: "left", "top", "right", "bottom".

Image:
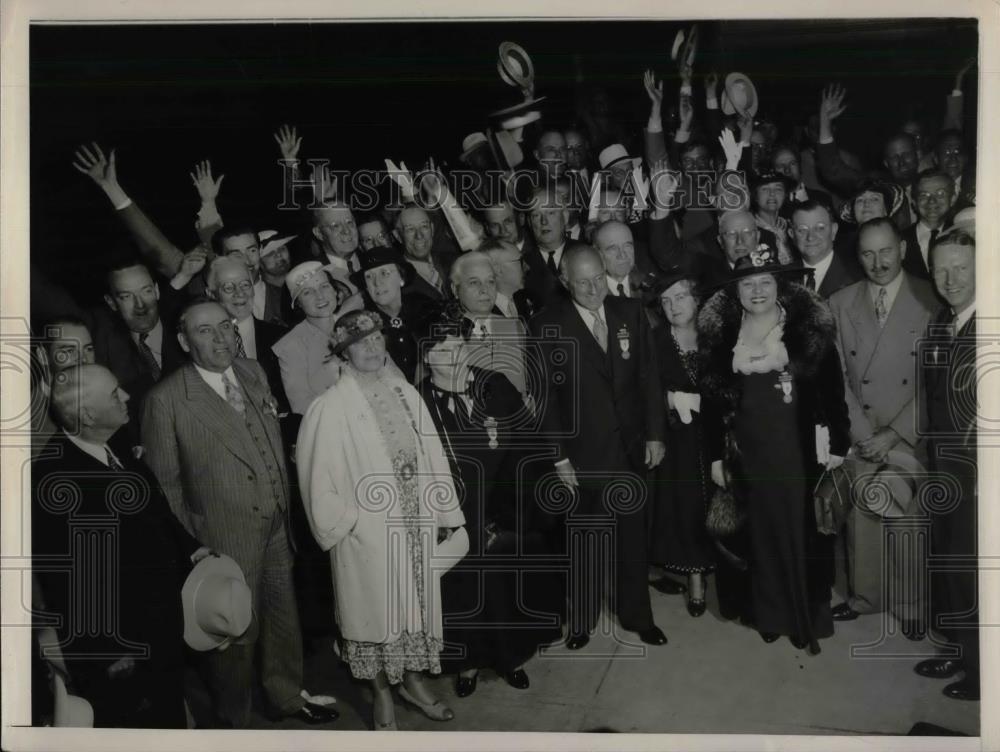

{"left": 565, "top": 302, "right": 611, "bottom": 380}
{"left": 181, "top": 364, "right": 258, "bottom": 470}
{"left": 233, "top": 359, "right": 287, "bottom": 484}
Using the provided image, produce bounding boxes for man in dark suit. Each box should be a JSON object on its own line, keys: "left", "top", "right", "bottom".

{"left": 528, "top": 245, "right": 668, "bottom": 649}
{"left": 827, "top": 218, "right": 939, "bottom": 635}
{"left": 482, "top": 238, "right": 541, "bottom": 322}
{"left": 32, "top": 364, "right": 210, "bottom": 727}
{"left": 141, "top": 300, "right": 337, "bottom": 727}
{"left": 204, "top": 256, "right": 289, "bottom": 413}
{"left": 790, "top": 199, "right": 861, "bottom": 298}
{"left": 394, "top": 204, "right": 460, "bottom": 301}
{"left": 901, "top": 170, "right": 958, "bottom": 282}
{"left": 92, "top": 260, "right": 188, "bottom": 433}
{"left": 523, "top": 187, "right": 571, "bottom": 306}
{"left": 915, "top": 229, "right": 978, "bottom": 701}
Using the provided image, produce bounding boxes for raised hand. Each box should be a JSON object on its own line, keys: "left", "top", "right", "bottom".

{"left": 420, "top": 156, "right": 447, "bottom": 206}
{"left": 736, "top": 107, "right": 754, "bottom": 144}
{"left": 679, "top": 93, "right": 694, "bottom": 132}
{"left": 643, "top": 69, "right": 663, "bottom": 109}
{"left": 820, "top": 84, "right": 847, "bottom": 124}
{"left": 648, "top": 157, "right": 679, "bottom": 215}
{"left": 190, "top": 160, "right": 225, "bottom": 202}
{"left": 705, "top": 71, "right": 719, "bottom": 98}
{"left": 310, "top": 162, "right": 337, "bottom": 203}
{"left": 274, "top": 124, "right": 302, "bottom": 161}
{"left": 178, "top": 246, "right": 209, "bottom": 278}
{"left": 72, "top": 143, "right": 118, "bottom": 189}
{"left": 954, "top": 57, "right": 974, "bottom": 91}
{"left": 718, "top": 127, "right": 743, "bottom": 170}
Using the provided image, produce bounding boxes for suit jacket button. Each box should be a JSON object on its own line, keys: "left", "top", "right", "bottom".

{"left": 247, "top": 474, "right": 254, "bottom": 481}
{"left": 862, "top": 379, "right": 870, "bottom": 385}
{"left": 863, "top": 404, "right": 871, "bottom": 410}
{"left": 850, "top": 350, "right": 857, "bottom": 356}
{"left": 253, "top": 506, "right": 260, "bottom": 512}
{"left": 902, "top": 379, "right": 908, "bottom": 385}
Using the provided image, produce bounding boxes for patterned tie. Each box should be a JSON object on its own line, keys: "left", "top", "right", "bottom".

{"left": 804, "top": 270, "right": 817, "bottom": 292}
{"left": 221, "top": 371, "right": 246, "bottom": 416}
{"left": 105, "top": 448, "right": 124, "bottom": 472}
{"left": 547, "top": 251, "right": 558, "bottom": 276}
{"left": 233, "top": 324, "right": 247, "bottom": 358}
{"left": 137, "top": 332, "right": 161, "bottom": 381}
{"left": 591, "top": 310, "right": 608, "bottom": 353}
{"left": 618, "top": 282, "right": 627, "bottom": 298}
{"left": 874, "top": 286, "right": 888, "bottom": 329}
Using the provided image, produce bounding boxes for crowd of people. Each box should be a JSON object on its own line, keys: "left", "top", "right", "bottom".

{"left": 29, "top": 50, "right": 980, "bottom": 732}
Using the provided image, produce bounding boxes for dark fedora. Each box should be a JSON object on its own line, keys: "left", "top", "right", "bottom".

{"left": 647, "top": 263, "right": 703, "bottom": 307}
{"left": 351, "top": 245, "right": 417, "bottom": 289}
{"left": 749, "top": 170, "right": 797, "bottom": 195}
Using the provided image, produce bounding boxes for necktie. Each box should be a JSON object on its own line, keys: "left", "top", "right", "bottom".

{"left": 591, "top": 310, "right": 608, "bottom": 353}
{"left": 874, "top": 286, "right": 888, "bottom": 329}
{"left": 137, "top": 332, "right": 161, "bottom": 381}
{"left": 221, "top": 372, "right": 246, "bottom": 416}
{"left": 105, "top": 448, "right": 124, "bottom": 472}
{"left": 617, "top": 282, "right": 627, "bottom": 298}
{"left": 804, "top": 270, "right": 817, "bottom": 292}
{"left": 928, "top": 228, "right": 939, "bottom": 258}
{"left": 547, "top": 251, "right": 558, "bottom": 275}
{"left": 233, "top": 324, "right": 247, "bottom": 358}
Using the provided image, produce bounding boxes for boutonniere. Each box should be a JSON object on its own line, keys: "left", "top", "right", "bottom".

{"left": 484, "top": 416, "right": 499, "bottom": 450}
{"left": 262, "top": 393, "right": 280, "bottom": 418}
{"left": 617, "top": 325, "right": 631, "bottom": 360}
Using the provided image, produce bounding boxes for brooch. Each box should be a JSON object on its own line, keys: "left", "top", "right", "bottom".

{"left": 774, "top": 369, "right": 793, "bottom": 404}
{"left": 390, "top": 317, "right": 403, "bottom": 329}
{"left": 262, "top": 393, "right": 280, "bottom": 418}
{"left": 617, "top": 325, "right": 631, "bottom": 360}
{"left": 484, "top": 416, "right": 498, "bottom": 450}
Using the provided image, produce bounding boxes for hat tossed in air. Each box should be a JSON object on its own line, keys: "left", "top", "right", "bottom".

{"left": 182, "top": 553, "right": 254, "bottom": 652}
{"left": 349, "top": 246, "right": 416, "bottom": 290}
{"left": 721, "top": 72, "right": 759, "bottom": 118}
{"left": 258, "top": 229, "right": 297, "bottom": 259}
{"left": 490, "top": 41, "right": 547, "bottom": 132}
{"left": 671, "top": 24, "right": 699, "bottom": 71}
{"left": 459, "top": 132, "right": 490, "bottom": 163}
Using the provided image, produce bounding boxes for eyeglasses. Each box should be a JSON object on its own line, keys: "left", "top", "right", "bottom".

{"left": 361, "top": 231, "right": 391, "bottom": 249}
{"left": 794, "top": 223, "right": 829, "bottom": 236}
{"left": 721, "top": 229, "right": 757, "bottom": 242}
{"left": 320, "top": 219, "right": 356, "bottom": 235}
{"left": 402, "top": 222, "right": 432, "bottom": 236}
{"left": 219, "top": 281, "right": 254, "bottom": 295}
{"left": 917, "top": 189, "right": 951, "bottom": 202}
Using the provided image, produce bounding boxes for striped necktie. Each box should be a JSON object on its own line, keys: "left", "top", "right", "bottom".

{"left": 105, "top": 448, "right": 124, "bottom": 472}
{"left": 137, "top": 332, "right": 161, "bottom": 381}
{"left": 233, "top": 323, "right": 247, "bottom": 358}
{"left": 221, "top": 372, "right": 246, "bottom": 416}
{"left": 874, "top": 286, "right": 888, "bottom": 329}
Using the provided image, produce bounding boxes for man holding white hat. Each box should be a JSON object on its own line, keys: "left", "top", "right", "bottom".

{"left": 33, "top": 364, "right": 212, "bottom": 727}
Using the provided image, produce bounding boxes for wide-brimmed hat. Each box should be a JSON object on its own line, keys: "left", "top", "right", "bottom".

{"left": 182, "top": 553, "right": 254, "bottom": 652}
{"left": 721, "top": 72, "right": 759, "bottom": 118}
{"left": 726, "top": 245, "right": 809, "bottom": 285}
{"left": 258, "top": 229, "right": 297, "bottom": 259}
{"left": 647, "top": 263, "right": 703, "bottom": 306}
{"left": 839, "top": 181, "right": 906, "bottom": 224}
{"left": 350, "top": 246, "right": 416, "bottom": 289}
{"left": 598, "top": 143, "right": 642, "bottom": 171}
{"left": 948, "top": 206, "right": 975, "bottom": 236}
{"left": 331, "top": 309, "right": 384, "bottom": 355}
{"left": 459, "top": 132, "right": 490, "bottom": 163}
{"left": 851, "top": 450, "right": 926, "bottom": 518}
{"left": 671, "top": 24, "right": 699, "bottom": 70}
{"left": 286, "top": 261, "right": 353, "bottom": 305}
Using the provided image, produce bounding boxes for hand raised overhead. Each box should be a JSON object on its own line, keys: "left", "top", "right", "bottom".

{"left": 190, "top": 160, "right": 225, "bottom": 202}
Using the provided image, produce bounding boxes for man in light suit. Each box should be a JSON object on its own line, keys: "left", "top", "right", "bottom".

{"left": 141, "top": 299, "right": 337, "bottom": 728}
{"left": 528, "top": 245, "right": 667, "bottom": 649}
{"left": 828, "top": 218, "right": 939, "bottom": 637}
{"left": 452, "top": 251, "right": 530, "bottom": 398}
{"left": 915, "top": 229, "right": 978, "bottom": 701}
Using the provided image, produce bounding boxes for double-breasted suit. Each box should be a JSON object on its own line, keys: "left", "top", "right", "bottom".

{"left": 140, "top": 358, "right": 305, "bottom": 727}
{"left": 463, "top": 314, "right": 530, "bottom": 398}
{"left": 528, "top": 294, "right": 665, "bottom": 634}
{"left": 829, "top": 273, "right": 939, "bottom": 620}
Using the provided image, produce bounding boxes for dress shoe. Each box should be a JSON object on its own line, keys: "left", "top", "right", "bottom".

{"left": 914, "top": 658, "right": 963, "bottom": 679}
{"left": 503, "top": 668, "right": 530, "bottom": 690}
{"left": 455, "top": 673, "right": 478, "bottom": 698}
{"left": 398, "top": 686, "right": 454, "bottom": 721}
{"left": 943, "top": 677, "right": 980, "bottom": 701}
{"left": 759, "top": 631, "right": 780, "bottom": 643}
{"left": 565, "top": 633, "right": 590, "bottom": 651}
{"left": 637, "top": 626, "right": 668, "bottom": 646}
{"left": 650, "top": 576, "right": 687, "bottom": 595}
{"left": 831, "top": 602, "right": 860, "bottom": 621}
{"left": 687, "top": 598, "right": 706, "bottom": 617}
{"left": 291, "top": 702, "right": 340, "bottom": 724}
{"left": 900, "top": 620, "right": 926, "bottom": 641}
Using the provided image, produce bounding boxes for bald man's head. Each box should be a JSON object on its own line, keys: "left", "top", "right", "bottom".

{"left": 50, "top": 364, "right": 130, "bottom": 438}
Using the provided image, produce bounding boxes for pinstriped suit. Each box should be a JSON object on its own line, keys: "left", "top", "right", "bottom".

{"left": 141, "top": 358, "right": 305, "bottom": 727}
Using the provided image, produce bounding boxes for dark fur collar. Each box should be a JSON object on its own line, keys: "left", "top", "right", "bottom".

{"left": 697, "top": 283, "right": 836, "bottom": 409}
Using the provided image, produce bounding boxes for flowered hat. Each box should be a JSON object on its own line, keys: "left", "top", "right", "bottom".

{"left": 727, "top": 245, "right": 811, "bottom": 285}
{"left": 331, "top": 309, "right": 384, "bottom": 354}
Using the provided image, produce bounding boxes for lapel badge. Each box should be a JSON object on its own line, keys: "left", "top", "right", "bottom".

{"left": 617, "top": 325, "right": 631, "bottom": 360}
{"left": 484, "top": 416, "right": 499, "bottom": 449}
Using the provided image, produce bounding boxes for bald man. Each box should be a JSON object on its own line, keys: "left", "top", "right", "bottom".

{"left": 33, "top": 364, "right": 208, "bottom": 727}
{"left": 528, "top": 245, "right": 667, "bottom": 648}
{"left": 452, "top": 251, "right": 529, "bottom": 396}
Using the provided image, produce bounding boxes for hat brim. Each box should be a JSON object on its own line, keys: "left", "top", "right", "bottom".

{"left": 331, "top": 318, "right": 385, "bottom": 355}
{"left": 852, "top": 450, "right": 925, "bottom": 518}
{"left": 350, "top": 255, "right": 417, "bottom": 290}
{"left": 840, "top": 184, "right": 906, "bottom": 224}
{"left": 182, "top": 553, "right": 249, "bottom": 652}
{"left": 721, "top": 73, "right": 759, "bottom": 117}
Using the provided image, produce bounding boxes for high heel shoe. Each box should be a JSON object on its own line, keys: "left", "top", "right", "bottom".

{"left": 398, "top": 685, "right": 455, "bottom": 722}
{"left": 455, "top": 672, "right": 478, "bottom": 698}
{"left": 686, "top": 578, "right": 707, "bottom": 617}
{"left": 759, "top": 631, "right": 780, "bottom": 643}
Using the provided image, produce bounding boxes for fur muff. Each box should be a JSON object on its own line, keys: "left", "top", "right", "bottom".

{"left": 697, "top": 282, "right": 836, "bottom": 413}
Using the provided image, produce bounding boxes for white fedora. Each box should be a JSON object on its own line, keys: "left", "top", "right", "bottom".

{"left": 182, "top": 553, "right": 254, "bottom": 652}
{"left": 598, "top": 143, "right": 641, "bottom": 171}
{"left": 721, "top": 72, "right": 759, "bottom": 118}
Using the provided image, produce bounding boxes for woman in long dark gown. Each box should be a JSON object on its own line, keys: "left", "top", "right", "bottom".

{"left": 648, "top": 269, "right": 715, "bottom": 617}
{"left": 418, "top": 307, "right": 561, "bottom": 697}
{"left": 351, "top": 245, "right": 437, "bottom": 383}
{"left": 697, "top": 248, "right": 850, "bottom": 654}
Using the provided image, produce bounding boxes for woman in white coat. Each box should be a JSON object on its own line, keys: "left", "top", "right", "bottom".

{"left": 296, "top": 309, "right": 467, "bottom": 730}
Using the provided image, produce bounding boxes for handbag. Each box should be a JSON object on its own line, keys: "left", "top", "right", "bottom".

{"left": 813, "top": 465, "right": 852, "bottom": 536}
{"left": 705, "top": 484, "right": 746, "bottom": 538}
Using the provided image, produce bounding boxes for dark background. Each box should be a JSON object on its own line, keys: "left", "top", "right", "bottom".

{"left": 30, "top": 18, "right": 978, "bottom": 304}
